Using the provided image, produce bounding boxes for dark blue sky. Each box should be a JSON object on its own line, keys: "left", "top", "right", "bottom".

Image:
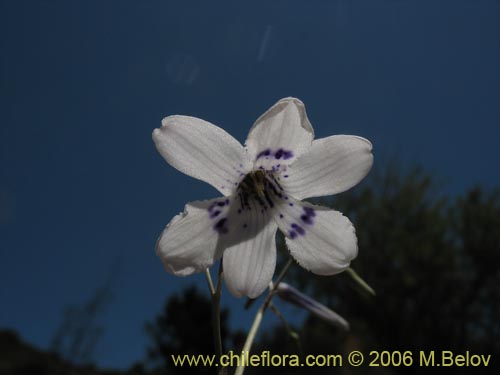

{"left": 1, "top": 0, "right": 499, "bottom": 369}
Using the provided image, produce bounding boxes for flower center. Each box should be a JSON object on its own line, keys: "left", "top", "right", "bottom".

{"left": 239, "top": 170, "right": 266, "bottom": 199}
{"left": 236, "top": 170, "right": 287, "bottom": 215}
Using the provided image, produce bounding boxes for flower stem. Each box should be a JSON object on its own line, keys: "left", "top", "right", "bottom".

{"left": 205, "top": 268, "right": 216, "bottom": 295}
{"left": 235, "top": 258, "right": 293, "bottom": 375}
{"left": 205, "top": 263, "right": 225, "bottom": 375}
{"left": 346, "top": 267, "right": 376, "bottom": 296}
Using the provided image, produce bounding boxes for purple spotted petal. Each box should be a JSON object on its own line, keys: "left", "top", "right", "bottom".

{"left": 272, "top": 197, "right": 357, "bottom": 275}
{"left": 156, "top": 198, "right": 226, "bottom": 276}
{"left": 246, "top": 98, "right": 314, "bottom": 170}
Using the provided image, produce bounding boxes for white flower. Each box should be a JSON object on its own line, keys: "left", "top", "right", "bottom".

{"left": 152, "top": 98, "right": 373, "bottom": 298}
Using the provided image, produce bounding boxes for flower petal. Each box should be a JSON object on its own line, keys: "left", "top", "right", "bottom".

{"left": 273, "top": 198, "right": 357, "bottom": 275}
{"left": 280, "top": 135, "right": 373, "bottom": 199}
{"left": 156, "top": 198, "right": 229, "bottom": 276}
{"left": 245, "top": 98, "right": 314, "bottom": 170}
{"left": 222, "top": 200, "right": 278, "bottom": 298}
{"left": 153, "top": 116, "right": 252, "bottom": 196}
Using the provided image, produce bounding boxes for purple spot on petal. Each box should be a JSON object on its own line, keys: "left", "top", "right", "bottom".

{"left": 210, "top": 210, "right": 221, "bottom": 218}
{"left": 291, "top": 223, "right": 305, "bottom": 235}
{"left": 301, "top": 207, "right": 316, "bottom": 224}
{"left": 289, "top": 230, "right": 297, "bottom": 239}
{"left": 274, "top": 148, "right": 294, "bottom": 160}
{"left": 214, "top": 218, "right": 228, "bottom": 234}
{"left": 301, "top": 214, "right": 313, "bottom": 224}
{"left": 284, "top": 175, "right": 289, "bottom": 178}
{"left": 279, "top": 214, "right": 284, "bottom": 218}
{"left": 289, "top": 203, "right": 294, "bottom": 206}
{"left": 256, "top": 149, "right": 271, "bottom": 159}
{"left": 304, "top": 207, "right": 316, "bottom": 217}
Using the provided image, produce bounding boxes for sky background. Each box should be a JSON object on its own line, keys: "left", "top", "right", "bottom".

{"left": 1, "top": 0, "right": 499, "bottom": 370}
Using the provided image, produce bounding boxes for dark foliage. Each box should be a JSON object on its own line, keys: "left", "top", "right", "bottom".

{"left": 145, "top": 285, "right": 231, "bottom": 374}
{"left": 254, "top": 167, "right": 500, "bottom": 374}
{"left": 0, "top": 329, "right": 123, "bottom": 375}
{"left": 4, "top": 165, "right": 499, "bottom": 375}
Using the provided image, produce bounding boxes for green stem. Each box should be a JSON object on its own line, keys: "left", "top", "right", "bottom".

{"left": 269, "top": 302, "right": 301, "bottom": 352}
{"left": 235, "top": 258, "right": 293, "bottom": 375}
{"left": 346, "top": 267, "right": 376, "bottom": 296}
{"left": 205, "top": 264, "right": 225, "bottom": 375}
{"left": 205, "top": 268, "right": 215, "bottom": 295}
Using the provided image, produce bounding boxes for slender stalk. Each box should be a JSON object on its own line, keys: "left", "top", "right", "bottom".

{"left": 346, "top": 267, "right": 376, "bottom": 296}
{"left": 205, "top": 268, "right": 216, "bottom": 295}
{"left": 205, "top": 263, "right": 225, "bottom": 375}
{"left": 269, "top": 302, "right": 302, "bottom": 353}
{"left": 272, "top": 258, "right": 294, "bottom": 289}
{"left": 269, "top": 302, "right": 294, "bottom": 340}
{"left": 213, "top": 263, "right": 224, "bottom": 356}
{"left": 235, "top": 258, "right": 293, "bottom": 375}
